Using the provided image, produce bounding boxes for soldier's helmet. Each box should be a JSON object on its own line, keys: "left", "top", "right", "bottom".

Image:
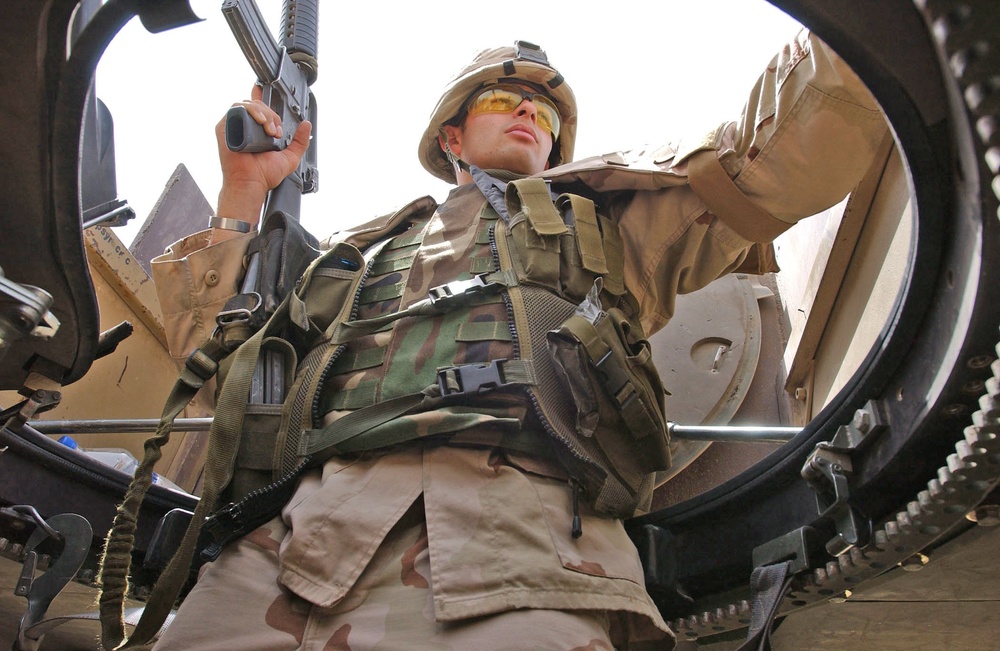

{"left": 418, "top": 40, "right": 578, "bottom": 183}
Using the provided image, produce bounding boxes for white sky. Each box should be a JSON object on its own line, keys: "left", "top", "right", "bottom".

{"left": 97, "top": 0, "right": 803, "bottom": 245}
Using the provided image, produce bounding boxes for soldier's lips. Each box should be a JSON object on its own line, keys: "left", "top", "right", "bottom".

{"left": 506, "top": 125, "right": 539, "bottom": 142}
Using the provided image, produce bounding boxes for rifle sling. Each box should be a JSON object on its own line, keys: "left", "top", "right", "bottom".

{"left": 97, "top": 298, "right": 280, "bottom": 649}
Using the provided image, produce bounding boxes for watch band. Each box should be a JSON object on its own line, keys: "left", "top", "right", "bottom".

{"left": 209, "top": 216, "right": 253, "bottom": 233}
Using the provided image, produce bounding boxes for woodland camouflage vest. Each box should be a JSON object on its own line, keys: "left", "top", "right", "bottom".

{"left": 217, "top": 176, "right": 671, "bottom": 521}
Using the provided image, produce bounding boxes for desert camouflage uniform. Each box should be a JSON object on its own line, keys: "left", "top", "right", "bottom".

{"left": 150, "top": 30, "right": 886, "bottom": 650}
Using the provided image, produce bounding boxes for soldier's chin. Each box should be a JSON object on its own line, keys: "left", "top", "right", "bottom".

{"left": 492, "top": 153, "right": 547, "bottom": 176}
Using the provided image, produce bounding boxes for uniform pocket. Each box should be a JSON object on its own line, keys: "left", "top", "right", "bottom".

{"left": 556, "top": 194, "right": 610, "bottom": 302}
{"left": 288, "top": 242, "right": 365, "bottom": 349}
{"left": 533, "top": 474, "right": 646, "bottom": 584}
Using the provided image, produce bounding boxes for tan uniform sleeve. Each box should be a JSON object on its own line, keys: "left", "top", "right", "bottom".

{"left": 622, "top": 29, "right": 888, "bottom": 335}
{"left": 150, "top": 229, "right": 255, "bottom": 363}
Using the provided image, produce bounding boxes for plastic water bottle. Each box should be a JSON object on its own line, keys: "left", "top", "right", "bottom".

{"left": 57, "top": 435, "right": 188, "bottom": 494}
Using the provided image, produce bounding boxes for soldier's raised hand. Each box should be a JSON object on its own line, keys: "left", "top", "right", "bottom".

{"left": 214, "top": 84, "right": 312, "bottom": 229}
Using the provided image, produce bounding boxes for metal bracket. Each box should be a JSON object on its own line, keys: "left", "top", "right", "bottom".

{"left": 823, "top": 399, "right": 888, "bottom": 452}
{"left": 752, "top": 526, "right": 818, "bottom": 575}
{"left": 81, "top": 198, "right": 135, "bottom": 230}
{"left": 0, "top": 268, "right": 60, "bottom": 359}
{"left": 633, "top": 524, "right": 694, "bottom": 618}
{"left": 14, "top": 512, "right": 93, "bottom": 651}
{"left": 801, "top": 400, "right": 886, "bottom": 556}
{"left": 2, "top": 389, "right": 63, "bottom": 434}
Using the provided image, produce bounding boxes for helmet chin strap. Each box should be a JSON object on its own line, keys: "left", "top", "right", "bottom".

{"left": 440, "top": 130, "right": 472, "bottom": 179}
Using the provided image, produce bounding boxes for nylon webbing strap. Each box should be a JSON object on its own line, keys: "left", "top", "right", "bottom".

{"left": 330, "top": 298, "right": 438, "bottom": 344}
{"left": 686, "top": 150, "right": 792, "bottom": 244}
{"left": 475, "top": 224, "right": 493, "bottom": 245}
{"left": 496, "top": 427, "right": 557, "bottom": 460}
{"left": 298, "top": 389, "right": 435, "bottom": 458}
{"left": 121, "top": 325, "right": 267, "bottom": 649}
{"left": 598, "top": 215, "right": 626, "bottom": 297}
{"left": 469, "top": 256, "right": 497, "bottom": 273}
{"left": 330, "top": 270, "right": 516, "bottom": 345}
{"left": 328, "top": 346, "right": 387, "bottom": 374}
{"left": 370, "top": 254, "right": 414, "bottom": 276}
{"left": 383, "top": 231, "right": 422, "bottom": 250}
{"left": 506, "top": 178, "right": 567, "bottom": 235}
{"left": 300, "top": 359, "right": 537, "bottom": 458}
{"left": 99, "top": 285, "right": 290, "bottom": 649}
{"left": 565, "top": 194, "right": 609, "bottom": 275}
{"left": 322, "top": 379, "right": 380, "bottom": 411}
{"left": 735, "top": 561, "right": 795, "bottom": 651}
{"left": 359, "top": 281, "right": 405, "bottom": 304}
{"left": 563, "top": 313, "right": 607, "bottom": 363}
{"left": 97, "top": 338, "right": 228, "bottom": 649}
{"left": 456, "top": 321, "right": 512, "bottom": 342}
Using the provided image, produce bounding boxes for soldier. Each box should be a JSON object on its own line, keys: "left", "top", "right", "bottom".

{"left": 151, "top": 32, "right": 886, "bottom": 649}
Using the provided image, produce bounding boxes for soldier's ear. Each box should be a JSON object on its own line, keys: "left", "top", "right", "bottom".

{"left": 439, "top": 125, "right": 463, "bottom": 158}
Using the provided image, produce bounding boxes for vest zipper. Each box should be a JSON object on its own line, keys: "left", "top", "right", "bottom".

{"left": 489, "top": 222, "right": 520, "bottom": 356}
{"left": 308, "top": 256, "right": 376, "bottom": 426}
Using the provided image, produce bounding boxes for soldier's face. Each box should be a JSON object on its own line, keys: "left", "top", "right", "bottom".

{"left": 441, "top": 93, "right": 554, "bottom": 176}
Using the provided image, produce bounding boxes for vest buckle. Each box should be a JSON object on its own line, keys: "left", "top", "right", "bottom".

{"left": 427, "top": 274, "right": 494, "bottom": 305}
{"left": 437, "top": 359, "right": 514, "bottom": 398}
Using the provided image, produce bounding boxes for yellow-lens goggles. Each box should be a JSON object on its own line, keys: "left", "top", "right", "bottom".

{"left": 465, "top": 84, "right": 561, "bottom": 140}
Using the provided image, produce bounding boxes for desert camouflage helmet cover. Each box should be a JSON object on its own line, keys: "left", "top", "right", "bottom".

{"left": 418, "top": 40, "right": 578, "bottom": 183}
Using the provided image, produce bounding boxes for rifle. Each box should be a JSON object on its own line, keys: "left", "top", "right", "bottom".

{"left": 220, "top": 0, "right": 320, "bottom": 404}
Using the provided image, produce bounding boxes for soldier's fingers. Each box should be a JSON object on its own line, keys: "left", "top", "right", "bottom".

{"left": 231, "top": 99, "right": 282, "bottom": 138}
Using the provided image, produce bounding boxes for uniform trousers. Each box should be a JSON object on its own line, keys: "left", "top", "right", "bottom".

{"left": 153, "top": 497, "right": 620, "bottom": 651}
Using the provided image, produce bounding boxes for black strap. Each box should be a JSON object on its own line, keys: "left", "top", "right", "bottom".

{"left": 736, "top": 560, "right": 794, "bottom": 651}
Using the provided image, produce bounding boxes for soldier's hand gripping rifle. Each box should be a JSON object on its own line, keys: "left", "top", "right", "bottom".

{"left": 220, "top": 0, "right": 321, "bottom": 403}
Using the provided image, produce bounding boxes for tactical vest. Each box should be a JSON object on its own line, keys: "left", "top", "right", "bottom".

{"left": 214, "top": 176, "right": 670, "bottom": 523}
